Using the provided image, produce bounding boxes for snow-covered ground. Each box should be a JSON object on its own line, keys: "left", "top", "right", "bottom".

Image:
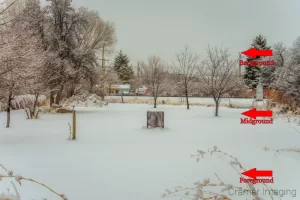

{"left": 0, "top": 104, "right": 300, "bottom": 200}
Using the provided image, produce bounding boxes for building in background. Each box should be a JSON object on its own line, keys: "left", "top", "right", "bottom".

{"left": 135, "top": 86, "right": 152, "bottom": 96}
{"left": 109, "top": 84, "right": 131, "bottom": 95}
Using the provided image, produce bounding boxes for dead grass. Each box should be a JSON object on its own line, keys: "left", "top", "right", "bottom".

{"left": 40, "top": 99, "right": 49, "bottom": 107}
{"left": 106, "top": 98, "right": 252, "bottom": 109}
{"left": 162, "top": 146, "right": 276, "bottom": 200}
{"left": 263, "top": 146, "right": 270, "bottom": 151}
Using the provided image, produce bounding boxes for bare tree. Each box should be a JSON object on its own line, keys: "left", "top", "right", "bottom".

{"left": 273, "top": 42, "right": 287, "bottom": 68}
{"left": 141, "top": 56, "right": 168, "bottom": 108}
{"left": 271, "top": 38, "right": 300, "bottom": 109}
{"left": 0, "top": 35, "right": 44, "bottom": 127}
{"left": 0, "top": 2, "right": 44, "bottom": 127}
{"left": 198, "top": 46, "right": 243, "bottom": 116}
{"left": 0, "top": 0, "right": 21, "bottom": 27}
{"left": 67, "top": 8, "right": 117, "bottom": 98}
{"left": 172, "top": 46, "right": 199, "bottom": 109}
{"left": 0, "top": 0, "right": 25, "bottom": 77}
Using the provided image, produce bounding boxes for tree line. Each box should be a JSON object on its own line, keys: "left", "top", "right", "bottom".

{"left": 0, "top": 0, "right": 299, "bottom": 123}
{"left": 0, "top": 0, "right": 116, "bottom": 126}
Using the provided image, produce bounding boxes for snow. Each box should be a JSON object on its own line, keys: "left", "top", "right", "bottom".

{"left": 0, "top": 104, "right": 300, "bottom": 200}
{"left": 61, "top": 94, "right": 107, "bottom": 108}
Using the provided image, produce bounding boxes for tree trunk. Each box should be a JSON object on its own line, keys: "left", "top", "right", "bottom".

{"left": 89, "top": 77, "right": 94, "bottom": 93}
{"left": 55, "top": 84, "right": 64, "bottom": 105}
{"left": 31, "top": 93, "right": 39, "bottom": 119}
{"left": 6, "top": 91, "right": 12, "bottom": 128}
{"left": 50, "top": 91, "right": 55, "bottom": 106}
{"left": 67, "top": 80, "right": 76, "bottom": 98}
{"left": 68, "top": 85, "right": 75, "bottom": 98}
{"left": 154, "top": 97, "right": 157, "bottom": 108}
{"left": 185, "top": 89, "right": 190, "bottom": 110}
{"left": 215, "top": 99, "right": 219, "bottom": 117}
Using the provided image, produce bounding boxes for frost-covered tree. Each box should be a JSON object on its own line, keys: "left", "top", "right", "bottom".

{"left": 198, "top": 45, "right": 244, "bottom": 116}
{"left": 66, "top": 7, "right": 116, "bottom": 98}
{"left": 118, "top": 64, "right": 134, "bottom": 84}
{"left": 0, "top": 11, "right": 45, "bottom": 127}
{"left": 42, "top": 0, "right": 80, "bottom": 105}
{"left": 0, "top": 0, "right": 27, "bottom": 77}
{"left": 0, "top": 0, "right": 20, "bottom": 27}
{"left": 271, "top": 38, "right": 300, "bottom": 109}
{"left": 269, "top": 42, "right": 288, "bottom": 89}
{"left": 20, "top": 0, "right": 47, "bottom": 44}
{"left": 113, "top": 50, "right": 134, "bottom": 83}
{"left": 41, "top": 1, "right": 117, "bottom": 104}
{"left": 172, "top": 46, "right": 199, "bottom": 109}
{"left": 244, "top": 35, "right": 271, "bottom": 89}
{"left": 141, "top": 56, "right": 168, "bottom": 108}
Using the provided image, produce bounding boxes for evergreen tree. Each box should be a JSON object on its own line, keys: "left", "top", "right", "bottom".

{"left": 243, "top": 35, "right": 271, "bottom": 89}
{"left": 113, "top": 50, "right": 134, "bottom": 83}
{"left": 119, "top": 64, "right": 134, "bottom": 84}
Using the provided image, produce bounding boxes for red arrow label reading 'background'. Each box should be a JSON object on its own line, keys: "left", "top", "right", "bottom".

{"left": 242, "top": 108, "right": 272, "bottom": 119}
{"left": 242, "top": 168, "right": 273, "bottom": 179}
{"left": 242, "top": 48, "right": 273, "bottom": 59}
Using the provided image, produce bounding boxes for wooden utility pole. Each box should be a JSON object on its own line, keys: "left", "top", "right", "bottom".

{"left": 99, "top": 44, "right": 109, "bottom": 69}
{"left": 102, "top": 45, "right": 105, "bottom": 69}
{"left": 137, "top": 62, "right": 140, "bottom": 85}
{"left": 136, "top": 62, "right": 141, "bottom": 95}
{"left": 239, "top": 52, "right": 242, "bottom": 77}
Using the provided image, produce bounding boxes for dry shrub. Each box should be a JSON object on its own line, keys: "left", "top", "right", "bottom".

{"left": 162, "top": 146, "right": 276, "bottom": 200}
{"left": 40, "top": 99, "right": 49, "bottom": 107}
{"left": 0, "top": 164, "right": 67, "bottom": 200}
{"left": 166, "top": 99, "right": 172, "bottom": 104}
{"left": 106, "top": 97, "right": 252, "bottom": 109}
{"left": 269, "top": 90, "right": 293, "bottom": 108}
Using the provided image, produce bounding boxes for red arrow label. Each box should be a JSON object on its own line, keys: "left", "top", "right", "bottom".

{"left": 242, "top": 48, "right": 273, "bottom": 58}
{"left": 242, "top": 168, "right": 273, "bottom": 179}
{"left": 242, "top": 108, "right": 272, "bottom": 119}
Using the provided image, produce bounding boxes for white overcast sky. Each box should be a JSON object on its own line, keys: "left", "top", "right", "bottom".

{"left": 72, "top": 0, "right": 300, "bottom": 65}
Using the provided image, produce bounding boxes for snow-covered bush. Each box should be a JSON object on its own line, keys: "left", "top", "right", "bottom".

{"left": 61, "top": 94, "right": 107, "bottom": 108}
{"left": 0, "top": 95, "right": 47, "bottom": 111}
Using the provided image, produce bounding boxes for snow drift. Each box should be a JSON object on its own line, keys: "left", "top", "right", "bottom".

{"left": 61, "top": 94, "right": 107, "bottom": 108}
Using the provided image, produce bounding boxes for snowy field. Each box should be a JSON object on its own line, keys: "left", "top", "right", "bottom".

{"left": 0, "top": 104, "right": 300, "bottom": 200}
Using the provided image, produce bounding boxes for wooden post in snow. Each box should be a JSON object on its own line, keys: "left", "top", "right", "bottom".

{"left": 72, "top": 106, "right": 76, "bottom": 140}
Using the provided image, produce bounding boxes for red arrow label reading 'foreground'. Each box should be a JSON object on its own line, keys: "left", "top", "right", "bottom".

{"left": 242, "top": 168, "right": 273, "bottom": 179}
{"left": 241, "top": 108, "right": 272, "bottom": 119}
{"left": 242, "top": 48, "right": 273, "bottom": 59}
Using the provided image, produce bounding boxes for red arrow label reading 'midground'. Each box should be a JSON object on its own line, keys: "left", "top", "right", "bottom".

{"left": 242, "top": 48, "right": 273, "bottom": 59}
{"left": 242, "top": 168, "right": 273, "bottom": 179}
{"left": 242, "top": 108, "right": 272, "bottom": 119}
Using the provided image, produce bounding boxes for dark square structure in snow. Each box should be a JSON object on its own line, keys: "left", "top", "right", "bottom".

{"left": 147, "top": 111, "right": 164, "bottom": 128}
